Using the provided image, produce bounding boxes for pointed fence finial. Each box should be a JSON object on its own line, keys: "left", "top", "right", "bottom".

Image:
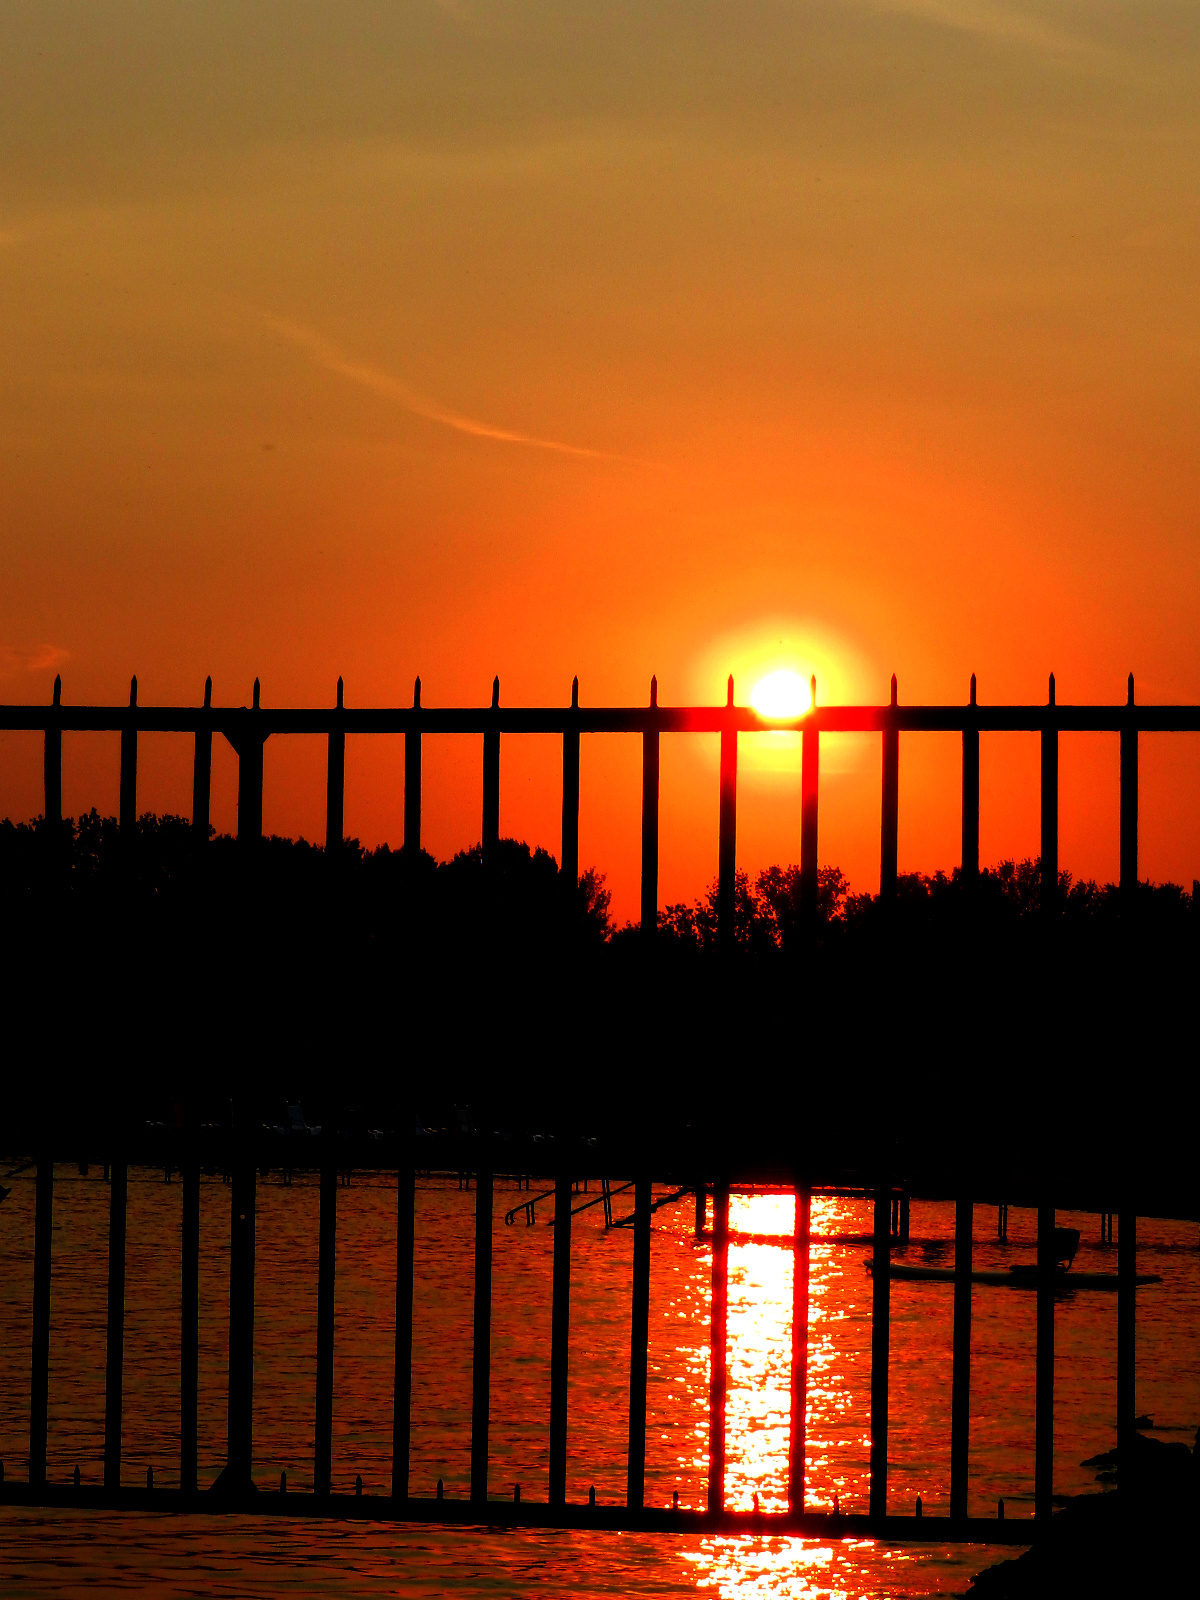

{"left": 890, "top": 673, "right": 897, "bottom": 708}
{"left": 203, "top": 676, "right": 212, "bottom": 708}
{"left": 571, "top": 675, "right": 579, "bottom": 709}
{"left": 336, "top": 676, "right": 344, "bottom": 710}
{"left": 491, "top": 675, "right": 500, "bottom": 709}
{"left": 129, "top": 675, "right": 137, "bottom": 708}
{"left": 413, "top": 676, "right": 421, "bottom": 709}
{"left": 1127, "top": 672, "right": 1135, "bottom": 707}
{"left": 52, "top": 674, "right": 61, "bottom": 706}
{"left": 970, "top": 673, "right": 977, "bottom": 707}
{"left": 1048, "top": 672, "right": 1055, "bottom": 706}
{"left": 253, "top": 678, "right": 261, "bottom": 710}
{"left": 650, "top": 674, "right": 658, "bottom": 708}
{"left": 810, "top": 674, "right": 817, "bottom": 708}
{"left": 727, "top": 674, "right": 734, "bottom": 707}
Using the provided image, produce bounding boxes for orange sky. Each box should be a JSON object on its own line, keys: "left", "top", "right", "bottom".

{"left": 2, "top": 4, "right": 1199, "bottom": 919}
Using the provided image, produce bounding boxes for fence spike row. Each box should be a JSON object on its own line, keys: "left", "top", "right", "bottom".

{"left": 336, "top": 677, "right": 344, "bottom": 710}
{"left": 1048, "top": 672, "right": 1055, "bottom": 706}
{"left": 414, "top": 676, "right": 421, "bottom": 709}
{"left": 129, "top": 676, "right": 138, "bottom": 708}
{"left": 492, "top": 676, "right": 500, "bottom": 709}
{"left": 650, "top": 675, "right": 658, "bottom": 708}
{"left": 571, "top": 675, "right": 579, "bottom": 709}
{"left": 970, "top": 673, "right": 977, "bottom": 707}
{"left": 1128, "top": 672, "right": 1135, "bottom": 706}
{"left": 890, "top": 674, "right": 897, "bottom": 708}
{"left": 52, "top": 674, "right": 61, "bottom": 706}
{"left": 203, "top": 676, "right": 212, "bottom": 708}
{"left": 727, "top": 675, "right": 734, "bottom": 707}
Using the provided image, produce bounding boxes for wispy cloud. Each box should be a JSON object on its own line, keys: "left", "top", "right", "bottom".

{"left": 0, "top": 644, "right": 69, "bottom": 680}
{"left": 265, "top": 315, "right": 623, "bottom": 461}
{"left": 859, "top": 0, "right": 1101, "bottom": 59}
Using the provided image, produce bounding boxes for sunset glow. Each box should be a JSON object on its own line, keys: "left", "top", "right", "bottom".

{"left": 749, "top": 670, "right": 812, "bottom": 721}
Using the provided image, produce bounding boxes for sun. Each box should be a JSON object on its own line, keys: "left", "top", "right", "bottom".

{"left": 749, "top": 668, "right": 812, "bottom": 719}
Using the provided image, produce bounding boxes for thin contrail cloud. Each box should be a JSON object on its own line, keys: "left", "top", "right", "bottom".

{"left": 265, "top": 315, "right": 622, "bottom": 461}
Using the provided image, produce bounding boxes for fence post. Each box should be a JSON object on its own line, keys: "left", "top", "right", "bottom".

{"left": 326, "top": 679, "right": 345, "bottom": 853}
{"left": 707, "top": 1181, "right": 729, "bottom": 1515}
{"left": 641, "top": 678, "right": 660, "bottom": 939}
{"left": 181, "top": 1110, "right": 199, "bottom": 1495}
{"left": 1120, "top": 675, "right": 1138, "bottom": 903}
{"left": 788, "top": 1181, "right": 810, "bottom": 1514}
{"left": 120, "top": 677, "right": 138, "bottom": 838}
{"left": 43, "top": 676, "right": 62, "bottom": 832}
{"left": 104, "top": 1155, "right": 128, "bottom": 1492}
{"left": 549, "top": 1167, "right": 572, "bottom": 1507}
{"left": 800, "top": 679, "right": 819, "bottom": 915}
{"left": 626, "top": 1173, "right": 651, "bottom": 1509}
{"left": 962, "top": 675, "right": 979, "bottom": 886}
{"left": 470, "top": 1160, "right": 493, "bottom": 1505}
{"left": 561, "top": 678, "right": 580, "bottom": 891}
{"left": 1040, "top": 675, "right": 1058, "bottom": 913}
{"left": 392, "top": 1127, "right": 415, "bottom": 1501}
{"left": 880, "top": 674, "right": 898, "bottom": 900}
{"left": 29, "top": 1152, "right": 53, "bottom": 1487}
{"left": 315, "top": 1137, "right": 337, "bottom": 1497}
{"left": 216, "top": 1140, "right": 256, "bottom": 1492}
{"left": 950, "top": 1195, "right": 972, "bottom": 1520}
{"left": 718, "top": 677, "right": 737, "bottom": 951}
{"left": 1035, "top": 1199, "right": 1055, "bottom": 1520}
{"left": 237, "top": 680, "right": 265, "bottom": 848}
{"left": 193, "top": 678, "right": 212, "bottom": 848}
{"left": 482, "top": 677, "right": 500, "bottom": 867}
{"left": 869, "top": 1180, "right": 891, "bottom": 1522}
{"left": 1117, "top": 1207, "right": 1136, "bottom": 1494}
{"left": 405, "top": 678, "right": 422, "bottom": 856}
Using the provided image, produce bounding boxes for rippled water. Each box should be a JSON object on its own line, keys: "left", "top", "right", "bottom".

{"left": 1, "top": 1170, "right": 1198, "bottom": 1596}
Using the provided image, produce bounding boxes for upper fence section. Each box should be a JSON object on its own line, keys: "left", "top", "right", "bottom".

{"left": 3, "top": 669, "right": 1191, "bottom": 921}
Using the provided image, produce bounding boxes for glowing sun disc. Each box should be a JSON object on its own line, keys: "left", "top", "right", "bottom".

{"left": 749, "top": 669, "right": 811, "bottom": 719}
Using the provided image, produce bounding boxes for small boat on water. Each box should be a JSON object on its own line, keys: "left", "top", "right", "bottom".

{"left": 868, "top": 1260, "right": 1161, "bottom": 1290}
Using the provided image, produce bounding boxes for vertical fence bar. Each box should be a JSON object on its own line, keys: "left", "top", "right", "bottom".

{"left": 707, "top": 1181, "right": 730, "bottom": 1515}
{"left": 192, "top": 678, "right": 212, "bottom": 847}
{"left": 104, "top": 1157, "right": 128, "bottom": 1491}
{"left": 315, "top": 1143, "right": 337, "bottom": 1497}
{"left": 880, "top": 675, "right": 899, "bottom": 900}
{"left": 405, "top": 678, "right": 422, "bottom": 856}
{"left": 869, "top": 1181, "right": 891, "bottom": 1522}
{"left": 641, "top": 678, "right": 660, "bottom": 938}
{"left": 561, "top": 677, "right": 580, "bottom": 890}
{"left": 326, "top": 679, "right": 345, "bottom": 853}
{"left": 29, "top": 1153, "right": 53, "bottom": 1487}
{"left": 1035, "top": 1199, "right": 1055, "bottom": 1520}
{"left": 181, "top": 1112, "right": 199, "bottom": 1495}
{"left": 1041, "top": 675, "right": 1058, "bottom": 913}
{"left": 482, "top": 677, "right": 500, "bottom": 867}
{"left": 962, "top": 676, "right": 979, "bottom": 886}
{"left": 220, "top": 1150, "right": 256, "bottom": 1491}
{"left": 1117, "top": 1208, "right": 1136, "bottom": 1494}
{"left": 43, "top": 676, "right": 62, "bottom": 831}
{"left": 788, "top": 1182, "right": 811, "bottom": 1513}
{"left": 119, "top": 678, "right": 137, "bottom": 837}
{"left": 391, "top": 1128, "right": 415, "bottom": 1501}
{"left": 626, "top": 1173, "right": 651, "bottom": 1509}
{"left": 470, "top": 1162, "right": 493, "bottom": 1505}
{"left": 718, "top": 676, "right": 738, "bottom": 950}
{"left": 237, "top": 681, "right": 264, "bottom": 847}
{"left": 800, "top": 680, "right": 819, "bottom": 914}
{"left": 549, "top": 1168, "right": 572, "bottom": 1507}
{"left": 950, "top": 1195, "right": 973, "bottom": 1520}
{"left": 1120, "top": 675, "right": 1138, "bottom": 903}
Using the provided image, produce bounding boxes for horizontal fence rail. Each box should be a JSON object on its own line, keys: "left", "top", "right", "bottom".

{"left": 1, "top": 669, "right": 1185, "bottom": 915}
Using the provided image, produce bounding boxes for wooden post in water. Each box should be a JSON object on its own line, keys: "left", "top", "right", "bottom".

{"left": 549, "top": 1168, "right": 572, "bottom": 1507}
{"left": 962, "top": 675, "right": 979, "bottom": 886}
{"left": 1117, "top": 1208, "right": 1136, "bottom": 1494}
{"left": 1035, "top": 1199, "right": 1055, "bottom": 1520}
{"left": 561, "top": 678, "right": 580, "bottom": 891}
{"left": 391, "top": 1130, "right": 415, "bottom": 1502}
{"left": 237, "top": 680, "right": 265, "bottom": 847}
{"left": 404, "top": 678, "right": 422, "bottom": 855}
{"left": 104, "top": 1156, "right": 128, "bottom": 1491}
{"left": 880, "top": 675, "right": 899, "bottom": 900}
{"left": 641, "top": 678, "right": 660, "bottom": 939}
{"left": 315, "top": 1140, "right": 337, "bottom": 1497}
{"left": 950, "top": 1195, "right": 973, "bottom": 1520}
{"left": 482, "top": 677, "right": 500, "bottom": 868}
{"left": 43, "top": 676, "right": 62, "bottom": 832}
{"left": 1120, "top": 675, "right": 1138, "bottom": 904}
{"left": 119, "top": 678, "right": 138, "bottom": 839}
{"left": 220, "top": 1148, "right": 256, "bottom": 1491}
{"left": 325, "top": 679, "right": 345, "bottom": 853}
{"left": 707, "top": 1181, "right": 730, "bottom": 1515}
{"left": 718, "top": 676, "right": 737, "bottom": 951}
{"left": 1040, "top": 675, "right": 1058, "bottom": 913}
{"left": 626, "top": 1173, "right": 651, "bottom": 1509}
{"left": 788, "top": 1182, "right": 810, "bottom": 1514}
{"left": 800, "top": 679, "right": 819, "bottom": 915}
{"left": 181, "top": 1111, "right": 199, "bottom": 1495}
{"left": 869, "top": 1181, "right": 891, "bottom": 1522}
{"left": 29, "top": 1153, "right": 53, "bottom": 1487}
{"left": 192, "top": 678, "right": 212, "bottom": 848}
{"left": 470, "top": 1162, "right": 493, "bottom": 1505}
